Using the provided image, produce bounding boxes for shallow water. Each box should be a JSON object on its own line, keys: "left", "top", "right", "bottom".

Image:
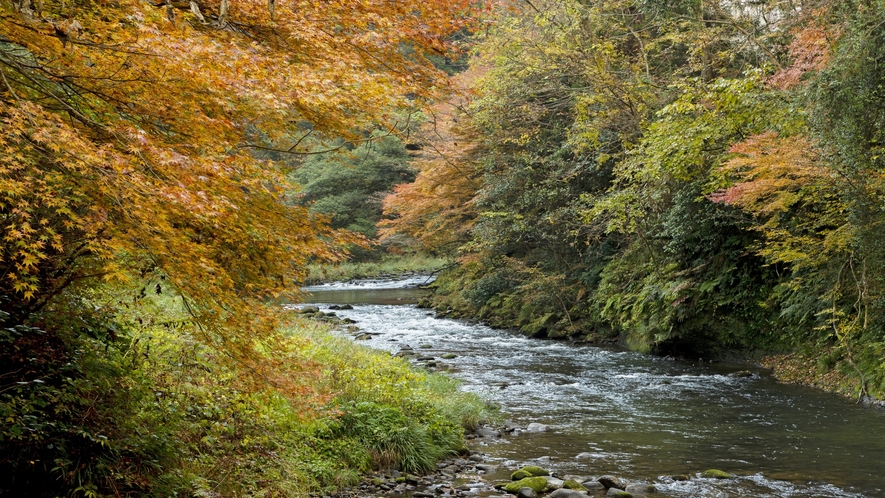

{"left": 301, "top": 278, "right": 885, "bottom": 497}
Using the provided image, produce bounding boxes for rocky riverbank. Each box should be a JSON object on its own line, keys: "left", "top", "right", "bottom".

{"left": 311, "top": 421, "right": 742, "bottom": 498}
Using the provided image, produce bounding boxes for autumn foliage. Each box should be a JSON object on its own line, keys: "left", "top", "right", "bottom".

{"left": 380, "top": 70, "right": 484, "bottom": 252}
{"left": 0, "top": 0, "right": 477, "bottom": 367}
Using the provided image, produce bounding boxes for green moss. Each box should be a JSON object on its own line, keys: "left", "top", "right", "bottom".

{"left": 503, "top": 477, "right": 548, "bottom": 493}
{"left": 701, "top": 469, "right": 733, "bottom": 479}
{"left": 519, "top": 465, "right": 550, "bottom": 477}
{"left": 562, "top": 479, "right": 587, "bottom": 490}
{"left": 511, "top": 469, "right": 532, "bottom": 480}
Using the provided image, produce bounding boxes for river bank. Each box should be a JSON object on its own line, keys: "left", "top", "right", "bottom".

{"left": 302, "top": 279, "right": 885, "bottom": 497}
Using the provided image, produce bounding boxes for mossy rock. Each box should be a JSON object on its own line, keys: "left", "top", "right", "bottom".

{"left": 701, "top": 469, "right": 733, "bottom": 479}
{"left": 442, "top": 353, "right": 457, "bottom": 359}
{"left": 371, "top": 478, "right": 385, "bottom": 486}
{"left": 562, "top": 479, "right": 587, "bottom": 491}
{"left": 395, "top": 477, "right": 406, "bottom": 483}
{"left": 519, "top": 465, "right": 550, "bottom": 477}
{"left": 511, "top": 469, "right": 532, "bottom": 481}
{"left": 612, "top": 492, "right": 633, "bottom": 498}
{"left": 503, "top": 477, "right": 547, "bottom": 494}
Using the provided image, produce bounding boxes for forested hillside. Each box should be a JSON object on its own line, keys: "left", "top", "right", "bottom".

{"left": 382, "top": 0, "right": 885, "bottom": 400}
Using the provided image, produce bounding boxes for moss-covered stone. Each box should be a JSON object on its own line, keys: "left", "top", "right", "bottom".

{"left": 562, "top": 479, "right": 587, "bottom": 491}
{"left": 442, "top": 353, "right": 457, "bottom": 359}
{"left": 612, "top": 492, "right": 633, "bottom": 498}
{"left": 519, "top": 465, "right": 550, "bottom": 477}
{"left": 511, "top": 469, "right": 532, "bottom": 481}
{"left": 503, "top": 477, "right": 548, "bottom": 493}
{"left": 701, "top": 469, "right": 733, "bottom": 479}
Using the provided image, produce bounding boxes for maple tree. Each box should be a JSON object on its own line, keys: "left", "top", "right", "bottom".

{"left": 0, "top": 0, "right": 479, "bottom": 391}
{"left": 379, "top": 70, "right": 484, "bottom": 253}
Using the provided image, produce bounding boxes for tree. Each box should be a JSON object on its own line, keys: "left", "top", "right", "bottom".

{"left": 0, "top": 0, "right": 479, "bottom": 397}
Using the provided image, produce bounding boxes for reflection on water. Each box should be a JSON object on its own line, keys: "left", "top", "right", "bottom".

{"left": 300, "top": 280, "right": 885, "bottom": 497}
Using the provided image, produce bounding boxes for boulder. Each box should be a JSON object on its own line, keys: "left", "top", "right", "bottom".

{"left": 550, "top": 489, "right": 588, "bottom": 498}
{"left": 475, "top": 464, "right": 498, "bottom": 473}
{"left": 606, "top": 489, "right": 633, "bottom": 498}
{"left": 516, "top": 487, "right": 538, "bottom": 498}
{"left": 503, "top": 477, "right": 548, "bottom": 494}
{"left": 625, "top": 483, "right": 656, "bottom": 494}
{"left": 544, "top": 477, "right": 564, "bottom": 490}
{"left": 598, "top": 475, "right": 626, "bottom": 490}
{"left": 563, "top": 479, "right": 587, "bottom": 491}
{"left": 581, "top": 481, "right": 606, "bottom": 492}
{"left": 511, "top": 470, "right": 532, "bottom": 481}
{"left": 700, "top": 469, "right": 733, "bottom": 479}
{"left": 518, "top": 465, "right": 550, "bottom": 477}
{"left": 474, "top": 427, "right": 501, "bottom": 438}
{"left": 340, "top": 304, "right": 353, "bottom": 310}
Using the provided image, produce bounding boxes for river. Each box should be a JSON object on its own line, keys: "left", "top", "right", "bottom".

{"left": 301, "top": 277, "right": 885, "bottom": 498}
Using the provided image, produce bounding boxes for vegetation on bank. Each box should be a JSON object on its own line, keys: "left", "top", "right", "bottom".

{"left": 0, "top": 284, "right": 490, "bottom": 497}
{"left": 379, "top": 0, "right": 885, "bottom": 402}
{"left": 305, "top": 254, "right": 451, "bottom": 285}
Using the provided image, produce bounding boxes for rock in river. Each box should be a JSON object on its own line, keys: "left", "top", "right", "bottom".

{"left": 516, "top": 487, "right": 538, "bottom": 498}
{"left": 598, "top": 475, "right": 627, "bottom": 490}
{"left": 550, "top": 489, "right": 587, "bottom": 498}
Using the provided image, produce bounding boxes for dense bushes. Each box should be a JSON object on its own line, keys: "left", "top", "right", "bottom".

{"left": 0, "top": 287, "right": 490, "bottom": 497}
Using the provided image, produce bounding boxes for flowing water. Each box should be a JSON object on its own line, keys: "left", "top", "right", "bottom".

{"left": 301, "top": 278, "right": 885, "bottom": 497}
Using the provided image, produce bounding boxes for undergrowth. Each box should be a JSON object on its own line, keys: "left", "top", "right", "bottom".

{"left": 0, "top": 283, "right": 492, "bottom": 497}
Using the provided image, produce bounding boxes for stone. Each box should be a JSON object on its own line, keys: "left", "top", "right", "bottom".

{"left": 598, "top": 475, "right": 626, "bottom": 490}
{"left": 516, "top": 487, "right": 538, "bottom": 498}
{"left": 700, "top": 469, "right": 733, "bottom": 479}
{"left": 420, "top": 343, "right": 433, "bottom": 349}
{"left": 340, "top": 304, "right": 353, "bottom": 310}
{"left": 550, "top": 490, "right": 587, "bottom": 498}
{"left": 518, "top": 465, "right": 550, "bottom": 477}
{"left": 625, "top": 483, "right": 656, "bottom": 494}
{"left": 669, "top": 475, "right": 689, "bottom": 481}
{"left": 511, "top": 470, "right": 532, "bottom": 481}
{"left": 297, "top": 306, "right": 319, "bottom": 314}
{"left": 544, "top": 477, "right": 564, "bottom": 490}
{"left": 526, "top": 423, "right": 548, "bottom": 432}
{"left": 581, "top": 481, "right": 605, "bottom": 492}
{"left": 606, "top": 489, "right": 633, "bottom": 498}
{"left": 474, "top": 427, "right": 501, "bottom": 438}
{"left": 503, "top": 477, "right": 548, "bottom": 494}
{"left": 475, "top": 464, "right": 498, "bottom": 473}
{"left": 575, "top": 452, "right": 594, "bottom": 459}
{"left": 562, "top": 479, "right": 587, "bottom": 491}
{"left": 442, "top": 353, "right": 457, "bottom": 359}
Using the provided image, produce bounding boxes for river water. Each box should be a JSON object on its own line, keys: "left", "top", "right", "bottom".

{"left": 302, "top": 277, "right": 885, "bottom": 497}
